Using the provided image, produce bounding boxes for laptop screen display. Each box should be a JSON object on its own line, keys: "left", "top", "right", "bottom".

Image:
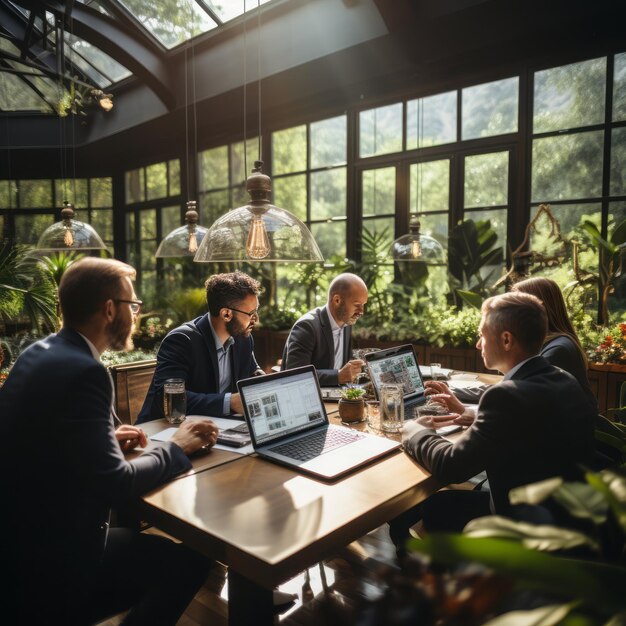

{"left": 367, "top": 347, "right": 425, "bottom": 399}
{"left": 240, "top": 369, "right": 327, "bottom": 446}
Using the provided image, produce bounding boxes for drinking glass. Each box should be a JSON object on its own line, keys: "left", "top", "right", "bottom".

{"left": 380, "top": 384, "right": 404, "bottom": 433}
{"left": 365, "top": 399, "right": 381, "bottom": 430}
{"left": 163, "top": 378, "right": 186, "bottom": 424}
{"left": 430, "top": 363, "right": 442, "bottom": 381}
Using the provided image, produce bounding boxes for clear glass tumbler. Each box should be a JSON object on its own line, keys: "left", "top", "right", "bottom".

{"left": 163, "top": 378, "right": 186, "bottom": 424}
{"left": 380, "top": 384, "right": 404, "bottom": 433}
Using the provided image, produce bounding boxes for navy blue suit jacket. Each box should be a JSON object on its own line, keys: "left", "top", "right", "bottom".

{"left": 404, "top": 356, "right": 596, "bottom": 515}
{"left": 0, "top": 328, "right": 191, "bottom": 603}
{"left": 137, "top": 314, "right": 261, "bottom": 422}
{"left": 281, "top": 306, "right": 352, "bottom": 386}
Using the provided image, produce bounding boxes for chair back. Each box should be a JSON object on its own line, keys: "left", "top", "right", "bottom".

{"left": 108, "top": 359, "right": 156, "bottom": 424}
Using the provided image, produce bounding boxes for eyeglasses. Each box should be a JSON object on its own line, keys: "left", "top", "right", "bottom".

{"left": 229, "top": 307, "right": 259, "bottom": 320}
{"left": 115, "top": 299, "right": 143, "bottom": 314}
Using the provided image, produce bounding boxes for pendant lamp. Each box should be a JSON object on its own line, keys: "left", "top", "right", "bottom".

{"left": 155, "top": 201, "right": 208, "bottom": 257}
{"left": 36, "top": 201, "right": 108, "bottom": 252}
{"left": 390, "top": 214, "right": 445, "bottom": 265}
{"left": 193, "top": 161, "right": 324, "bottom": 263}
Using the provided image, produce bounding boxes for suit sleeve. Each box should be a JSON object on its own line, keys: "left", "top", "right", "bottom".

{"left": 150, "top": 331, "right": 227, "bottom": 418}
{"left": 59, "top": 362, "right": 191, "bottom": 507}
{"left": 283, "top": 318, "right": 339, "bottom": 386}
{"left": 403, "top": 385, "right": 508, "bottom": 485}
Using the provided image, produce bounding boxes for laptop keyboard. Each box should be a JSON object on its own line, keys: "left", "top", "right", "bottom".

{"left": 268, "top": 428, "right": 364, "bottom": 462}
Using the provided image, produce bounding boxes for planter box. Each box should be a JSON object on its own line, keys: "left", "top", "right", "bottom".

{"left": 588, "top": 362, "right": 626, "bottom": 415}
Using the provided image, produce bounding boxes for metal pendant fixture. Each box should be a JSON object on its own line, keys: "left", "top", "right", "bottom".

{"left": 36, "top": 201, "right": 108, "bottom": 252}
{"left": 155, "top": 201, "right": 208, "bottom": 258}
{"left": 390, "top": 214, "right": 445, "bottom": 264}
{"left": 194, "top": 161, "right": 324, "bottom": 263}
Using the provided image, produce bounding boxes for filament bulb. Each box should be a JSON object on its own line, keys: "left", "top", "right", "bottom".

{"left": 410, "top": 239, "right": 421, "bottom": 259}
{"left": 246, "top": 215, "right": 271, "bottom": 260}
{"left": 188, "top": 231, "right": 198, "bottom": 254}
{"left": 63, "top": 225, "right": 74, "bottom": 247}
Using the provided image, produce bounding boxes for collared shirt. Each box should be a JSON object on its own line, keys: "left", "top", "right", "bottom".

{"left": 77, "top": 331, "right": 100, "bottom": 361}
{"left": 325, "top": 304, "right": 344, "bottom": 371}
{"left": 208, "top": 316, "right": 235, "bottom": 414}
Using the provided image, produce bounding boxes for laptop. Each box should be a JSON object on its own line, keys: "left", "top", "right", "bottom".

{"left": 237, "top": 365, "right": 401, "bottom": 481}
{"left": 364, "top": 344, "right": 428, "bottom": 419}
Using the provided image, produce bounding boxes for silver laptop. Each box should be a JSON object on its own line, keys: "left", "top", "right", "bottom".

{"left": 364, "top": 344, "right": 428, "bottom": 419}
{"left": 237, "top": 365, "right": 400, "bottom": 481}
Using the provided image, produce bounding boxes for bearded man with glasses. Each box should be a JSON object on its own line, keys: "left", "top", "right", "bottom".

{"left": 138, "top": 271, "right": 265, "bottom": 422}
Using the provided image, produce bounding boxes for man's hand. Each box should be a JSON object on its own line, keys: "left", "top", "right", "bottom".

{"left": 338, "top": 359, "right": 365, "bottom": 384}
{"left": 230, "top": 392, "right": 244, "bottom": 415}
{"left": 170, "top": 419, "right": 219, "bottom": 456}
{"left": 424, "top": 381, "right": 465, "bottom": 415}
{"left": 116, "top": 424, "right": 148, "bottom": 453}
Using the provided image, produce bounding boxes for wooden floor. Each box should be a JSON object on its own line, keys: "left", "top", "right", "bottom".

{"left": 95, "top": 523, "right": 397, "bottom": 626}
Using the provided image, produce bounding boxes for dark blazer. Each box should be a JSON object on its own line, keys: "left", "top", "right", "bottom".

{"left": 137, "top": 313, "right": 261, "bottom": 422}
{"left": 404, "top": 356, "right": 596, "bottom": 514}
{"left": 281, "top": 306, "right": 352, "bottom": 386}
{"left": 0, "top": 329, "right": 191, "bottom": 609}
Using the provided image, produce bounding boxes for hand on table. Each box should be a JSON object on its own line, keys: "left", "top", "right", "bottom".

{"left": 116, "top": 424, "right": 148, "bottom": 452}
{"left": 171, "top": 419, "right": 219, "bottom": 456}
{"left": 424, "top": 380, "right": 466, "bottom": 415}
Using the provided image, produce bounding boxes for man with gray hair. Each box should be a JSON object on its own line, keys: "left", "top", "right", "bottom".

{"left": 281, "top": 272, "right": 368, "bottom": 385}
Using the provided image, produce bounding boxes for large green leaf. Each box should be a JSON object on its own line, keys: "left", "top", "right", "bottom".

{"left": 463, "top": 516, "right": 600, "bottom": 553}
{"left": 586, "top": 469, "right": 626, "bottom": 532}
{"left": 481, "top": 603, "right": 576, "bottom": 626}
{"left": 457, "top": 289, "right": 484, "bottom": 309}
{"left": 509, "top": 477, "right": 563, "bottom": 505}
{"left": 610, "top": 218, "right": 626, "bottom": 247}
{"left": 409, "top": 534, "right": 626, "bottom": 612}
{"left": 551, "top": 483, "right": 609, "bottom": 525}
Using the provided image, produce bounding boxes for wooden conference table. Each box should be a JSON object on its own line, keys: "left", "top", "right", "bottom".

{"left": 138, "top": 371, "right": 501, "bottom": 626}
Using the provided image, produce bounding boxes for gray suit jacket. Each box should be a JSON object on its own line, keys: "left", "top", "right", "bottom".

{"left": 281, "top": 306, "right": 352, "bottom": 386}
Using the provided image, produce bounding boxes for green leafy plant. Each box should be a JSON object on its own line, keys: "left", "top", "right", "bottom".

{"left": 340, "top": 386, "right": 366, "bottom": 401}
{"left": 40, "top": 250, "right": 85, "bottom": 286}
{"left": 100, "top": 349, "right": 156, "bottom": 367}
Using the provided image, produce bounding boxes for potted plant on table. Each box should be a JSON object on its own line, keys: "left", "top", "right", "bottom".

{"left": 338, "top": 386, "right": 366, "bottom": 423}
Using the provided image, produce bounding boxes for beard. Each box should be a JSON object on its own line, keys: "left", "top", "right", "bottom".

{"left": 226, "top": 316, "right": 253, "bottom": 338}
{"left": 336, "top": 303, "right": 360, "bottom": 326}
{"left": 107, "top": 314, "right": 134, "bottom": 351}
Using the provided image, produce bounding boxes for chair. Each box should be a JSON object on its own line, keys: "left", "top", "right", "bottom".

{"left": 108, "top": 359, "right": 156, "bottom": 424}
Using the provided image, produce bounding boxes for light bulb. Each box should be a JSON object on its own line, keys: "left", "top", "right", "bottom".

{"left": 63, "top": 225, "right": 74, "bottom": 247}
{"left": 410, "top": 239, "right": 421, "bottom": 259}
{"left": 188, "top": 230, "right": 198, "bottom": 254}
{"left": 246, "top": 215, "right": 271, "bottom": 260}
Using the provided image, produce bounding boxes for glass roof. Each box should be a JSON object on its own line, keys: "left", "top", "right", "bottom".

{"left": 0, "top": 0, "right": 275, "bottom": 113}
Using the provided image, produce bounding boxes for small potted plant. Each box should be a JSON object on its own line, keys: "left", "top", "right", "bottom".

{"left": 338, "top": 386, "right": 366, "bottom": 423}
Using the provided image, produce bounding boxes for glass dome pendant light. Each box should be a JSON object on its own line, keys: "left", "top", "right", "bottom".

{"left": 155, "top": 201, "right": 208, "bottom": 257}
{"left": 390, "top": 214, "right": 446, "bottom": 264}
{"left": 37, "top": 200, "right": 109, "bottom": 252}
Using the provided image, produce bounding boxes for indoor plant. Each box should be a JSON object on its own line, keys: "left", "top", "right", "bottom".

{"left": 338, "top": 386, "right": 366, "bottom": 423}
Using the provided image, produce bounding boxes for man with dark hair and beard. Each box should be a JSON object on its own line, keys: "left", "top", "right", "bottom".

{"left": 282, "top": 272, "right": 368, "bottom": 386}
{"left": 138, "top": 270, "right": 264, "bottom": 422}
{"left": 0, "top": 257, "right": 217, "bottom": 624}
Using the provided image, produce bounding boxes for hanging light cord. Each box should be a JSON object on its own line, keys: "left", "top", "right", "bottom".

{"left": 243, "top": 0, "right": 248, "bottom": 178}
{"left": 257, "top": 0, "right": 262, "bottom": 161}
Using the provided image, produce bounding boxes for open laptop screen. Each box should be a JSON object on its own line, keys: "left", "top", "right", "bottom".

{"left": 238, "top": 367, "right": 327, "bottom": 446}
{"left": 365, "top": 345, "right": 425, "bottom": 400}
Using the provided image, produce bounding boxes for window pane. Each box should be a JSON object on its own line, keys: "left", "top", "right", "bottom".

{"left": 74, "top": 209, "right": 88, "bottom": 222}
{"left": 125, "top": 169, "right": 145, "bottom": 204}
{"left": 311, "top": 169, "right": 346, "bottom": 220}
{"left": 361, "top": 217, "right": 394, "bottom": 262}
{"left": 272, "top": 174, "right": 307, "bottom": 222}
{"left": 407, "top": 91, "right": 457, "bottom": 149}
{"left": 362, "top": 168, "right": 395, "bottom": 217}
{"left": 462, "top": 77, "right": 519, "bottom": 140}
{"left": 90, "top": 177, "right": 112, "bottom": 207}
{"left": 68, "top": 179, "right": 88, "bottom": 208}
{"left": 532, "top": 131, "right": 603, "bottom": 201}
{"left": 418, "top": 212, "right": 448, "bottom": 249}
{"left": 611, "top": 127, "right": 626, "bottom": 196}
{"left": 0, "top": 71, "right": 51, "bottom": 111}
{"left": 146, "top": 162, "right": 167, "bottom": 200}
{"left": 232, "top": 184, "right": 248, "bottom": 208}
{"left": 139, "top": 209, "right": 156, "bottom": 240}
{"left": 140, "top": 241, "right": 157, "bottom": 271}
{"left": 125, "top": 212, "right": 136, "bottom": 241}
{"left": 90, "top": 209, "right": 113, "bottom": 242}
{"left": 464, "top": 152, "right": 509, "bottom": 208}
{"left": 614, "top": 53, "right": 626, "bottom": 122}
{"left": 410, "top": 160, "right": 450, "bottom": 213}
{"left": 140, "top": 270, "right": 157, "bottom": 308}
{"left": 272, "top": 126, "right": 307, "bottom": 175}
{"left": 311, "top": 116, "right": 347, "bottom": 168}
{"left": 168, "top": 160, "right": 180, "bottom": 196}
{"left": 359, "top": 103, "right": 403, "bottom": 157}
{"left": 0, "top": 180, "right": 12, "bottom": 208}
{"left": 310, "top": 221, "right": 346, "bottom": 259}
{"left": 534, "top": 57, "right": 606, "bottom": 133}
{"left": 464, "top": 209, "right": 507, "bottom": 279}
{"left": 200, "top": 190, "right": 230, "bottom": 224}
{"left": 19, "top": 180, "right": 52, "bottom": 208}
{"left": 230, "top": 138, "right": 259, "bottom": 186}
{"left": 199, "top": 146, "right": 229, "bottom": 190}
{"left": 161, "top": 206, "right": 180, "bottom": 236}
{"left": 15, "top": 214, "right": 54, "bottom": 244}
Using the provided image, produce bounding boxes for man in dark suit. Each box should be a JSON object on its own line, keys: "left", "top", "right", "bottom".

{"left": 281, "top": 273, "right": 368, "bottom": 386}
{"left": 138, "top": 271, "right": 264, "bottom": 422}
{"left": 0, "top": 257, "right": 218, "bottom": 625}
{"left": 395, "top": 291, "right": 596, "bottom": 542}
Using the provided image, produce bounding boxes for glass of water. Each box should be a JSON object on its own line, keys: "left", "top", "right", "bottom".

{"left": 430, "top": 363, "right": 442, "bottom": 381}
{"left": 163, "top": 378, "right": 186, "bottom": 424}
{"left": 380, "top": 384, "right": 404, "bottom": 433}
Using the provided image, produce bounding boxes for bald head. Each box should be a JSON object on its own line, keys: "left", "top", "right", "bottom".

{"left": 328, "top": 273, "right": 368, "bottom": 326}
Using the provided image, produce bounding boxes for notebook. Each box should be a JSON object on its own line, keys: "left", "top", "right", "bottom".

{"left": 237, "top": 365, "right": 401, "bottom": 481}
{"left": 364, "top": 344, "right": 428, "bottom": 419}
